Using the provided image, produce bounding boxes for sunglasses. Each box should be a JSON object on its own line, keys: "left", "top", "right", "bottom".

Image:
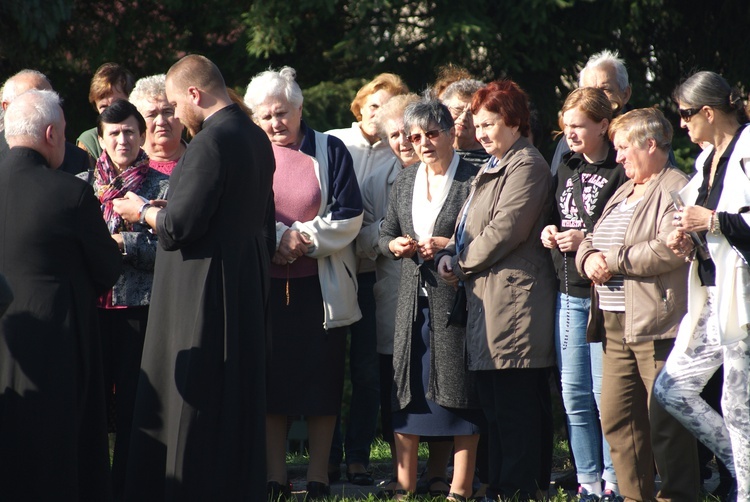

{"left": 678, "top": 107, "right": 703, "bottom": 121}
{"left": 407, "top": 128, "right": 447, "bottom": 144}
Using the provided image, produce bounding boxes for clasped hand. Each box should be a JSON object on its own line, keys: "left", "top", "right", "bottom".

{"left": 541, "top": 226, "right": 584, "bottom": 253}
{"left": 273, "top": 229, "right": 310, "bottom": 265}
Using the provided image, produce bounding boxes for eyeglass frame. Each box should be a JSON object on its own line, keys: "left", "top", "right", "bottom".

{"left": 678, "top": 106, "right": 704, "bottom": 122}
{"left": 407, "top": 128, "right": 449, "bottom": 144}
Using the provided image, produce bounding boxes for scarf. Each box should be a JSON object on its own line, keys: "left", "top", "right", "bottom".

{"left": 94, "top": 149, "right": 150, "bottom": 234}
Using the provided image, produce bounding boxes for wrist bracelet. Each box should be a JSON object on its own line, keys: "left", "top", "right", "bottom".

{"left": 138, "top": 203, "right": 152, "bottom": 226}
{"left": 709, "top": 210, "right": 721, "bottom": 235}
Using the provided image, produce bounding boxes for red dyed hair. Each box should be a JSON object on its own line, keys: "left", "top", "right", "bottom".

{"left": 470, "top": 79, "right": 530, "bottom": 136}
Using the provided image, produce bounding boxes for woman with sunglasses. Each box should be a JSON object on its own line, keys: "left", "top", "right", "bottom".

{"left": 436, "top": 79, "right": 556, "bottom": 501}
{"left": 654, "top": 70, "right": 750, "bottom": 501}
{"left": 379, "top": 98, "right": 481, "bottom": 501}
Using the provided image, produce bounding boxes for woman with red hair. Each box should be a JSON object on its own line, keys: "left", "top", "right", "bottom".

{"left": 437, "top": 80, "right": 556, "bottom": 501}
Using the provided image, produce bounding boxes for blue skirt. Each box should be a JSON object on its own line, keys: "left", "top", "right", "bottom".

{"left": 392, "top": 297, "right": 482, "bottom": 437}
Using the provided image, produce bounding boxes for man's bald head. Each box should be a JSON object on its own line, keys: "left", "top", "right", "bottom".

{"left": 1, "top": 70, "right": 53, "bottom": 110}
{"left": 166, "top": 55, "right": 226, "bottom": 95}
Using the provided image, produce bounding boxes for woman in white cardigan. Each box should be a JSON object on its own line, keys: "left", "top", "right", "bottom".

{"left": 655, "top": 71, "right": 750, "bottom": 502}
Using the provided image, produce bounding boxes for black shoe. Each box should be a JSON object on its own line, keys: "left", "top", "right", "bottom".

{"left": 554, "top": 468, "right": 578, "bottom": 491}
{"left": 306, "top": 481, "right": 331, "bottom": 500}
{"left": 267, "top": 481, "right": 291, "bottom": 501}
{"left": 346, "top": 469, "right": 375, "bottom": 486}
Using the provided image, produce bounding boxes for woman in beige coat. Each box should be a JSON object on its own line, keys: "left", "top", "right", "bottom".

{"left": 437, "top": 79, "right": 556, "bottom": 501}
{"left": 576, "top": 108, "right": 699, "bottom": 502}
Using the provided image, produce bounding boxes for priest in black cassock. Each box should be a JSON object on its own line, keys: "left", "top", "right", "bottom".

{"left": 115, "top": 54, "right": 275, "bottom": 501}
{"left": 0, "top": 89, "right": 123, "bottom": 500}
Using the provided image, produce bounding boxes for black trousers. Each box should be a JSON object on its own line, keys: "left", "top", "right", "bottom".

{"left": 476, "top": 367, "right": 552, "bottom": 501}
{"left": 99, "top": 306, "right": 149, "bottom": 501}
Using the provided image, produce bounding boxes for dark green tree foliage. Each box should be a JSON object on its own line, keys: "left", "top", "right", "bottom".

{"left": 1, "top": 0, "right": 748, "bottom": 159}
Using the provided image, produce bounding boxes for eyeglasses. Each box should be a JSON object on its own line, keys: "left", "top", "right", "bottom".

{"left": 407, "top": 128, "right": 447, "bottom": 144}
{"left": 678, "top": 107, "right": 703, "bottom": 121}
{"left": 448, "top": 105, "right": 471, "bottom": 119}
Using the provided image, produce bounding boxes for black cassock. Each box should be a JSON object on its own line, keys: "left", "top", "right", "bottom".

{"left": 0, "top": 147, "right": 122, "bottom": 500}
{"left": 126, "top": 104, "right": 276, "bottom": 501}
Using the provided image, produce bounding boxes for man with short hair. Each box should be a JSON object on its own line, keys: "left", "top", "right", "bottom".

{"left": 550, "top": 50, "right": 632, "bottom": 175}
{"left": 0, "top": 89, "right": 122, "bottom": 500}
{"left": 441, "top": 78, "right": 491, "bottom": 168}
{"left": 0, "top": 69, "right": 90, "bottom": 174}
{"left": 115, "top": 54, "right": 275, "bottom": 501}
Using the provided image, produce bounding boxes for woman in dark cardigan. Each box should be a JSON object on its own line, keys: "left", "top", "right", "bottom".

{"left": 379, "top": 98, "right": 481, "bottom": 501}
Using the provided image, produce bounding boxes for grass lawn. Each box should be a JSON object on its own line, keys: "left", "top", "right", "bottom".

{"left": 281, "top": 437, "right": 724, "bottom": 501}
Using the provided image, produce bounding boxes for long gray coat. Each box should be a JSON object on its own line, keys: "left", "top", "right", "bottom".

{"left": 379, "top": 158, "right": 479, "bottom": 411}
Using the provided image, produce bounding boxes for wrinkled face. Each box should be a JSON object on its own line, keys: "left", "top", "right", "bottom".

{"left": 613, "top": 130, "right": 653, "bottom": 183}
{"left": 443, "top": 95, "right": 476, "bottom": 149}
{"left": 677, "top": 100, "right": 710, "bottom": 145}
{"left": 95, "top": 86, "right": 129, "bottom": 114}
{"left": 408, "top": 122, "right": 454, "bottom": 167}
{"left": 383, "top": 117, "right": 417, "bottom": 167}
{"left": 141, "top": 96, "right": 183, "bottom": 149}
{"left": 562, "top": 106, "right": 608, "bottom": 156}
{"left": 473, "top": 107, "right": 518, "bottom": 158}
{"left": 581, "top": 65, "right": 630, "bottom": 114}
{"left": 165, "top": 78, "right": 202, "bottom": 137}
{"left": 255, "top": 96, "right": 303, "bottom": 147}
{"left": 360, "top": 89, "right": 393, "bottom": 140}
{"left": 98, "top": 115, "right": 145, "bottom": 172}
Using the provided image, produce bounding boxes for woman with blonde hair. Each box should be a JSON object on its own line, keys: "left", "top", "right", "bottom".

{"left": 541, "top": 87, "right": 627, "bottom": 500}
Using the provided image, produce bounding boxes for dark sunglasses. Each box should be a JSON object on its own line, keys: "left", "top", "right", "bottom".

{"left": 678, "top": 107, "right": 703, "bottom": 121}
{"left": 407, "top": 128, "right": 447, "bottom": 144}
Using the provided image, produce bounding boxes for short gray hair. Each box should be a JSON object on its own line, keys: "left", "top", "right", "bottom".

{"left": 403, "top": 98, "right": 454, "bottom": 136}
{"left": 579, "top": 50, "right": 629, "bottom": 91}
{"left": 4, "top": 89, "right": 63, "bottom": 141}
{"left": 609, "top": 107, "right": 672, "bottom": 153}
{"left": 673, "top": 71, "right": 747, "bottom": 122}
{"left": 1, "top": 69, "right": 51, "bottom": 104}
{"left": 441, "top": 79, "right": 484, "bottom": 102}
{"left": 244, "top": 66, "right": 304, "bottom": 112}
{"left": 129, "top": 74, "right": 167, "bottom": 114}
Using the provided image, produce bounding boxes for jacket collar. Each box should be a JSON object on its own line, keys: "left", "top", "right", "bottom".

{"left": 609, "top": 163, "right": 675, "bottom": 207}
{"left": 485, "top": 136, "right": 531, "bottom": 173}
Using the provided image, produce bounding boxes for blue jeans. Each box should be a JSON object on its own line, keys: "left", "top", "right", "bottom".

{"left": 329, "top": 272, "right": 380, "bottom": 468}
{"left": 555, "top": 292, "right": 616, "bottom": 485}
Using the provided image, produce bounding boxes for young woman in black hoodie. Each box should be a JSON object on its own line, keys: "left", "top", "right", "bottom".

{"left": 541, "top": 87, "right": 627, "bottom": 501}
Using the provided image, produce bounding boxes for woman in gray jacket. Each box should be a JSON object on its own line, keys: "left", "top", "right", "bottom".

{"left": 380, "top": 98, "right": 480, "bottom": 501}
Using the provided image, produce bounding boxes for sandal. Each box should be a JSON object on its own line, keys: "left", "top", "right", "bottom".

{"left": 426, "top": 476, "right": 450, "bottom": 497}
{"left": 376, "top": 488, "right": 413, "bottom": 500}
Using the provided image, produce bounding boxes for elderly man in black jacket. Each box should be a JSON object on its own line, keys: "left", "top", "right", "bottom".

{"left": 0, "top": 89, "right": 123, "bottom": 500}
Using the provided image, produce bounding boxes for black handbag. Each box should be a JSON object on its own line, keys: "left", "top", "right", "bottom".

{"left": 446, "top": 285, "right": 468, "bottom": 327}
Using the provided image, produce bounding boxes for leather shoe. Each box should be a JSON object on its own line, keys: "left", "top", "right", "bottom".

{"left": 347, "top": 470, "right": 375, "bottom": 486}
{"left": 266, "top": 481, "right": 291, "bottom": 501}
{"left": 306, "top": 481, "right": 330, "bottom": 500}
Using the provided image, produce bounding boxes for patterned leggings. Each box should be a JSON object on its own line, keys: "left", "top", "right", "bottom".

{"left": 654, "top": 290, "right": 750, "bottom": 500}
